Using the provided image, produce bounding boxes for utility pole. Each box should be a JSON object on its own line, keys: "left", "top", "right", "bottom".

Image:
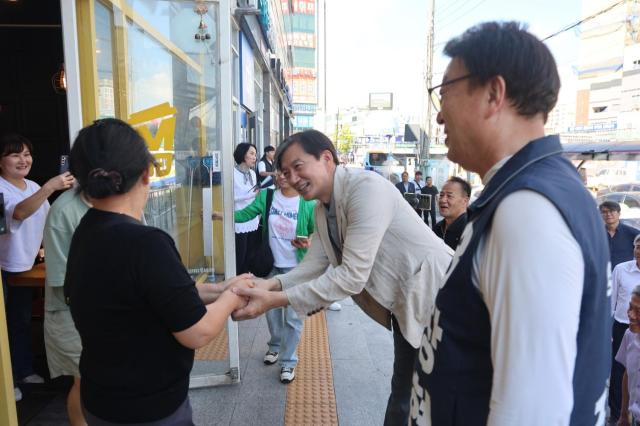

{"left": 421, "top": 0, "right": 436, "bottom": 175}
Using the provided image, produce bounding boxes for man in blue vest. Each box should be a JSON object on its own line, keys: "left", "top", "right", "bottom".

{"left": 410, "top": 22, "right": 610, "bottom": 426}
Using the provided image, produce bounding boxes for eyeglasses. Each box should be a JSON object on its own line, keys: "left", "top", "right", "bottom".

{"left": 427, "top": 74, "right": 474, "bottom": 113}
{"left": 600, "top": 209, "right": 619, "bottom": 216}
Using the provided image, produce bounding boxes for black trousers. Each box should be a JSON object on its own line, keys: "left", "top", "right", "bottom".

{"left": 384, "top": 316, "right": 418, "bottom": 426}
{"left": 234, "top": 229, "right": 261, "bottom": 275}
{"left": 424, "top": 209, "right": 437, "bottom": 230}
{"left": 609, "top": 319, "right": 629, "bottom": 421}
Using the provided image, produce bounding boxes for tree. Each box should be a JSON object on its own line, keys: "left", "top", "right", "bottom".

{"left": 334, "top": 123, "right": 354, "bottom": 154}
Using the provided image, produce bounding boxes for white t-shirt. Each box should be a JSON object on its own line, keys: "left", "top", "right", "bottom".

{"left": 233, "top": 167, "right": 259, "bottom": 233}
{"left": 268, "top": 190, "right": 299, "bottom": 268}
{"left": 258, "top": 160, "right": 275, "bottom": 189}
{"left": 0, "top": 176, "right": 50, "bottom": 272}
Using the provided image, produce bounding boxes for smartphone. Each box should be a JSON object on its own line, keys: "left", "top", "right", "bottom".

{"left": 59, "top": 155, "right": 70, "bottom": 174}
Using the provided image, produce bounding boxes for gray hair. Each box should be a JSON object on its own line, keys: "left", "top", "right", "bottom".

{"left": 633, "top": 285, "right": 640, "bottom": 299}
{"left": 634, "top": 234, "right": 640, "bottom": 246}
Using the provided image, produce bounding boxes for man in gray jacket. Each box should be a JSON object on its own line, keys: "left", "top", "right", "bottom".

{"left": 233, "top": 129, "right": 453, "bottom": 425}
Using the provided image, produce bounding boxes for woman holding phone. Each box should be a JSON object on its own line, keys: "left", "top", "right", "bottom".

{"left": 234, "top": 172, "right": 315, "bottom": 383}
{"left": 0, "top": 133, "right": 74, "bottom": 401}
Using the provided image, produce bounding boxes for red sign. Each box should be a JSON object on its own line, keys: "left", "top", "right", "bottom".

{"left": 284, "top": 67, "right": 317, "bottom": 79}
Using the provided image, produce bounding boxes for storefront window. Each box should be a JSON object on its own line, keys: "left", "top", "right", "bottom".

{"left": 93, "top": 0, "right": 223, "bottom": 278}
{"left": 95, "top": 2, "right": 116, "bottom": 118}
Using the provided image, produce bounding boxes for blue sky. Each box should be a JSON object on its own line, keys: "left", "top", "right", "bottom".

{"left": 325, "top": 0, "right": 584, "bottom": 116}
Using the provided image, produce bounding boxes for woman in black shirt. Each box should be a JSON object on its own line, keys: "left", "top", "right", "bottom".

{"left": 65, "top": 119, "right": 251, "bottom": 425}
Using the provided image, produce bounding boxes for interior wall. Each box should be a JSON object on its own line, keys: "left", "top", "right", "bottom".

{"left": 0, "top": 0, "right": 69, "bottom": 187}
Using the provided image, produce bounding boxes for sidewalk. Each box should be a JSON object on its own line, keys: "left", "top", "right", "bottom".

{"left": 23, "top": 298, "right": 394, "bottom": 425}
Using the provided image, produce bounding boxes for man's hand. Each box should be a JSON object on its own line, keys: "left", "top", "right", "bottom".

{"left": 222, "top": 273, "right": 255, "bottom": 291}
{"left": 197, "top": 274, "right": 254, "bottom": 304}
{"left": 251, "top": 277, "right": 281, "bottom": 291}
{"left": 231, "top": 287, "right": 288, "bottom": 320}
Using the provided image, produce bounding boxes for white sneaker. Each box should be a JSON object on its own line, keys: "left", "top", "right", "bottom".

{"left": 280, "top": 367, "right": 295, "bottom": 383}
{"left": 263, "top": 351, "right": 279, "bottom": 365}
{"left": 21, "top": 373, "right": 45, "bottom": 384}
{"left": 14, "top": 387, "right": 22, "bottom": 402}
{"left": 327, "top": 302, "right": 342, "bottom": 311}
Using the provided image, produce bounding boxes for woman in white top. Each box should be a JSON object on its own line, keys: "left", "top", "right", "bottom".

{"left": 233, "top": 143, "right": 259, "bottom": 274}
{"left": 0, "top": 133, "right": 74, "bottom": 401}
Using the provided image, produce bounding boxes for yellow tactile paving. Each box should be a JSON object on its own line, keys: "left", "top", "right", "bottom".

{"left": 285, "top": 311, "right": 339, "bottom": 426}
{"left": 194, "top": 328, "right": 229, "bottom": 360}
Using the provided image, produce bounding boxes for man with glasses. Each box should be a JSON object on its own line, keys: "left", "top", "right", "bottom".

{"left": 601, "top": 200, "right": 640, "bottom": 424}
{"left": 601, "top": 201, "right": 639, "bottom": 269}
{"left": 411, "top": 22, "right": 610, "bottom": 426}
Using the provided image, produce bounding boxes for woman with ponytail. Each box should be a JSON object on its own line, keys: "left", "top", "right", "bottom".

{"left": 65, "top": 119, "right": 253, "bottom": 425}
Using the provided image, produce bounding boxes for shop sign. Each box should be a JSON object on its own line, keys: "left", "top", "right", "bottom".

{"left": 240, "top": 33, "right": 256, "bottom": 111}
{"left": 258, "top": 0, "right": 272, "bottom": 47}
{"left": 289, "top": 32, "right": 316, "bottom": 48}
{"left": 285, "top": 67, "right": 317, "bottom": 79}
{"left": 128, "top": 102, "right": 177, "bottom": 180}
{"left": 568, "top": 121, "right": 618, "bottom": 133}
{"left": 292, "top": 0, "right": 316, "bottom": 15}
{"left": 293, "top": 103, "right": 317, "bottom": 113}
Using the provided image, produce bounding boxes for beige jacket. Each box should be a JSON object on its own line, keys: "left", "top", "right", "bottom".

{"left": 278, "top": 166, "right": 453, "bottom": 348}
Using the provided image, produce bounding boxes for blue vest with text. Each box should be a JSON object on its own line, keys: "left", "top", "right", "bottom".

{"left": 413, "top": 135, "right": 610, "bottom": 425}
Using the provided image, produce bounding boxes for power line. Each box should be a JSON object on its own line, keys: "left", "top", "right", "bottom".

{"left": 436, "top": 0, "right": 472, "bottom": 23}
{"left": 435, "top": 0, "right": 467, "bottom": 18}
{"left": 437, "top": 0, "right": 489, "bottom": 29}
{"left": 542, "top": 0, "right": 626, "bottom": 41}
{"left": 437, "top": 0, "right": 487, "bottom": 27}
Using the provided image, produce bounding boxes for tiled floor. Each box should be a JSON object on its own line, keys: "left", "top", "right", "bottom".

{"left": 19, "top": 298, "right": 394, "bottom": 425}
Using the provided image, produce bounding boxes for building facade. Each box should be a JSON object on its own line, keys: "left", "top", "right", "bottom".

{"left": 282, "top": 0, "right": 318, "bottom": 132}
{"left": 574, "top": 0, "right": 640, "bottom": 141}
{"left": 0, "top": 1, "right": 296, "bottom": 417}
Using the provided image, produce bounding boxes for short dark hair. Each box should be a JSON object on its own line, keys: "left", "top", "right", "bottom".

{"left": 70, "top": 118, "right": 155, "bottom": 199}
{"left": 0, "top": 133, "right": 33, "bottom": 157}
{"left": 264, "top": 145, "right": 275, "bottom": 154}
{"left": 233, "top": 143, "right": 257, "bottom": 165}
{"left": 446, "top": 176, "right": 472, "bottom": 198}
{"left": 443, "top": 21, "right": 560, "bottom": 121}
{"left": 415, "top": 171, "right": 423, "bottom": 176}
{"left": 426, "top": 176, "right": 433, "bottom": 180}
{"left": 275, "top": 130, "right": 339, "bottom": 170}
{"left": 600, "top": 201, "right": 621, "bottom": 213}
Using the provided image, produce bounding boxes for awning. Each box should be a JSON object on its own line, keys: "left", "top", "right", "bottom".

{"left": 562, "top": 141, "right": 640, "bottom": 161}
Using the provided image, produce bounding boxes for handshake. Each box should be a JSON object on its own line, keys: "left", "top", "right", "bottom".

{"left": 215, "top": 274, "right": 287, "bottom": 321}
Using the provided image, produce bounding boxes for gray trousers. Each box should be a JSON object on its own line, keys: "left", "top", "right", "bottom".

{"left": 82, "top": 397, "right": 194, "bottom": 426}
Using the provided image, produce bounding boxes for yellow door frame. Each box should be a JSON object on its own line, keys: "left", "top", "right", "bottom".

{"left": 0, "top": 275, "right": 18, "bottom": 426}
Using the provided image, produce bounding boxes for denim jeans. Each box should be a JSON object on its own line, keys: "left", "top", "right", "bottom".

{"left": 265, "top": 266, "right": 302, "bottom": 369}
{"left": 2, "top": 269, "right": 35, "bottom": 384}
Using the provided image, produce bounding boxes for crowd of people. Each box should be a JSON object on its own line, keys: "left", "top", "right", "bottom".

{"left": 0, "top": 20, "right": 636, "bottom": 426}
